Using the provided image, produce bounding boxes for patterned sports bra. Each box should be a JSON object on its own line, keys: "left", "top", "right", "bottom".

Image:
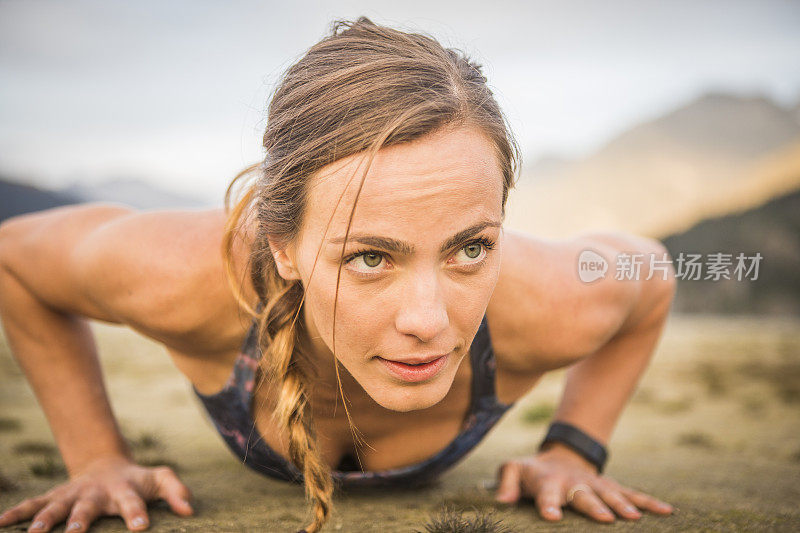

{"left": 192, "top": 310, "right": 514, "bottom": 488}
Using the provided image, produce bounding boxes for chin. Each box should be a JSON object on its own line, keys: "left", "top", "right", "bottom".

{"left": 367, "top": 375, "right": 454, "bottom": 412}
{"left": 377, "top": 391, "right": 446, "bottom": 412}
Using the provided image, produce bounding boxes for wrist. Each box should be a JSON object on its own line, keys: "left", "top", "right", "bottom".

{"left": 538, "top": 420, "right": 608, "bottom": 474}
{"left": 68, "top": 449, "right": 134, "bottom": 478}
{"left": 538, "top": 440, "right": 599, "bottom": 474}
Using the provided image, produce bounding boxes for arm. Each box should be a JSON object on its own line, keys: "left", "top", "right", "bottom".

{"left": 0, "top": 204, "right": 195, "bottom": 533}
{"left": 543, "top": 239, "right": 676, "bottom": 450}
{"left": 0, "top": 204, "right": 135, "bottom": 474}
{"left": 494, "top": 234, "right": 677, "bottom": 523}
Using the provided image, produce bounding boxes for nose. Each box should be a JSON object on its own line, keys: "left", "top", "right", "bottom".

{"left": 394, "top": 270, "right": 449, "bottom": 343}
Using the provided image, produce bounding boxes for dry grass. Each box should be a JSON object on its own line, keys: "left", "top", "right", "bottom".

{"left": 416, "top": 505, "right": 516, "bottom": 533}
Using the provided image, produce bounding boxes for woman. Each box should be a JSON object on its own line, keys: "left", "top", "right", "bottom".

{"left": 0, "top": 16, "right": 677, "bottom": 533}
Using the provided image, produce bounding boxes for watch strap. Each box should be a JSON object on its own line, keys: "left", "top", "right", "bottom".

{"left": 538, "top": 421, "right": 608, "bottom": 473}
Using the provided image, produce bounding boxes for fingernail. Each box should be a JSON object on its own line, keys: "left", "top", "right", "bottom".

{"left": 131, "top": 516, "right": 146, "bottom": 527}
{"left": 545, "top": 506, "right": 561, "bottom": 517}
{"left": 67, "top": 522, "right": 82, "bottom": 531}
{"left": 624, "top": 505, "right": 639, "bottom": 514}
{"left": 31, "top": 521, "right": 46, "bottom": 530}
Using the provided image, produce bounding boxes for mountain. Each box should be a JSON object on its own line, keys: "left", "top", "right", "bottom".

{"left": 507, "top": 91, "right": 800, "bottom": 239}
{"left": 1, "top": 176, "right": 216, "bottom": 225}
{"left": 58, "top": 178, "right": 214, "bottom": 210}
{"left": 0, "top": 178, "right": 83, "bottom": 224}
{"left": 661, "top": 187, "right": 800, "bottom": 316}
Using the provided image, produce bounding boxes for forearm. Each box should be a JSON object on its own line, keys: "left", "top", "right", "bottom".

{"left": 546, "top": 288, "right": 673, "bottom": 448}
{"left": 0, "top": 264, "right": 132, "bottom": 476}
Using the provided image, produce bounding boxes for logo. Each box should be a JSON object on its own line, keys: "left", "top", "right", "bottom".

{"left": 578, "top": 249, "right": 608, "bottom": 283}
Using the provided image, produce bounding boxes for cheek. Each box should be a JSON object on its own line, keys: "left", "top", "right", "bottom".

{"left": 303, "top": 271, "right": 386, "bottom": 355}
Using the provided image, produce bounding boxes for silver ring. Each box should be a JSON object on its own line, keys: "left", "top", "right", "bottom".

{"left": 566, "top": 483, "right": 592, "bottom": 504}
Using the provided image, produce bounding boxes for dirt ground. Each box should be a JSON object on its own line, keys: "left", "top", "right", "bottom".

{"left": 1, "top": 313, "right": 799, "bottom": 532}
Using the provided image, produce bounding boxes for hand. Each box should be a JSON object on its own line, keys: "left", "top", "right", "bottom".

{"left": 0, "top": 456, "right": 194, "bottom": 532}
{"left": 494, "top": 444, "right": 675, "bottom": 523}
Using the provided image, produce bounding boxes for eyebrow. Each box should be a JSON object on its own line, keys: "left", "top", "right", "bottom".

{"left": 327, "top": 219, "right": 502, "bottom": 255}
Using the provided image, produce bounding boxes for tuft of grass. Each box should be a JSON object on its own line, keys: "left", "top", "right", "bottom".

{"left": 29, "top": 456, "right": 67, "bottom": 478}
{"left": 130, "top": 431, "right": 163, "bottom": 451}
{"left": 655, "top": 397, "right": 694, "bottom": 414}
{"left": 789, "top": 446, "right": 800, "bottom": 463}
{"left": 520, "top": 402, "right": 555, "bottom": 425}
{"left": 416, "top": 504, "right": 516, "bottom": 533}
{"left": 0, "top": 470, "right": 19, "bottom": 492}
{"left": 676, "top": 431, "right": 717, "bottom": 449}
{"left": 739, "top": 394, "right": 766, "bottom": 416}
{"left": 0, "top": 417, "right": 22, "bottom": 432}
{"left": 734, "top": 361, "right": 800, "bottom": 404}
{"left": 696, "top": 362, "right": 728, "bottom": 396}
{"left": 13, "top": 441, "right": 58, "bottom": 456}
{"left": 631, "top": 387, "right": 656, "bottom": 405}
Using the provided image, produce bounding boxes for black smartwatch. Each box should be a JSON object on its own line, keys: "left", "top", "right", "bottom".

{"left": 538, "top": 421, "right": 608, "bottom": 474}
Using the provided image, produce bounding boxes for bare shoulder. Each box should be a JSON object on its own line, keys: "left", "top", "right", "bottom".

{"left": 486, "top": 228, "right": 672, "bottom": 374}
{"left": 71, "top": 206, "right": 258, "bottom": 354}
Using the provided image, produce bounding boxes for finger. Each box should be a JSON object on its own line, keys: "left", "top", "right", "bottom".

{"left": 494, "top": 462, "right": 522, "bottom": 504}
{"left": 111, "top": 487, "right": 149, "bottom": 531}
{"left": 0, "top": 497, "right": 48, "bottom": 527}
{"left": 619, "top": 486, "right": 674, "bottom": 515}
{"left": 152, "top": 467, "right": 193, "bottom": 516}
{"left": 64, "top": 497, "right": 104, "bottom": 533}
{"left": 592, "top": 482, "right": 642, "bottom": 520}
{"left": 28, "top": 499, "right": 72, "bottom": 532}
{"left": 534, "top": 478, "right": 564, "bottom": 521}
{"left": 567, "top": 485, "right": 615, "bottom": 523}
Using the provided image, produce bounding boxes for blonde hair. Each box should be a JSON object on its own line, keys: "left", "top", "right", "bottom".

{"left": 221, "top": 16, "right": 521, "bottom": 533}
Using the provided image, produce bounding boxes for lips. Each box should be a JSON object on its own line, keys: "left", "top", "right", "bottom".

{"left": 382, "top": 353, "right": 448, "bottom": 365}
{"left": 377, "top": 352, "right": 450, "bottom": 383}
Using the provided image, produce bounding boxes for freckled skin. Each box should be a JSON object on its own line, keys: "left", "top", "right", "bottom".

{"left": 268, "top": 125, "right": 506, "bottom": 413}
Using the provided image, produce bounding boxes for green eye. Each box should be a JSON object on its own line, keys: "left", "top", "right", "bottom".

{"left": 464, "top": 243, "right": 482, "bottom": 259}
{"left": 362, "top": 253, "right": 382, "bottom": 267}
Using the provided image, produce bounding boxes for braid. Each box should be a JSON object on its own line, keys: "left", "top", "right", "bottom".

{"left": 259, "top": 271, "right": 333, "bottom": 533}
{"left": 221, "top": 158, "right": 335, "bottom": 533}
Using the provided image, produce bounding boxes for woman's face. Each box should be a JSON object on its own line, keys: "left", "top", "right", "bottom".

{"left": 270, "top": 125, "right": 505, "bottom": 412}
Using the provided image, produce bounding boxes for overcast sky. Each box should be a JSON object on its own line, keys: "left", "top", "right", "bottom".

{"left": 1, "top": 0, "right": 799, "bottom": 204}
